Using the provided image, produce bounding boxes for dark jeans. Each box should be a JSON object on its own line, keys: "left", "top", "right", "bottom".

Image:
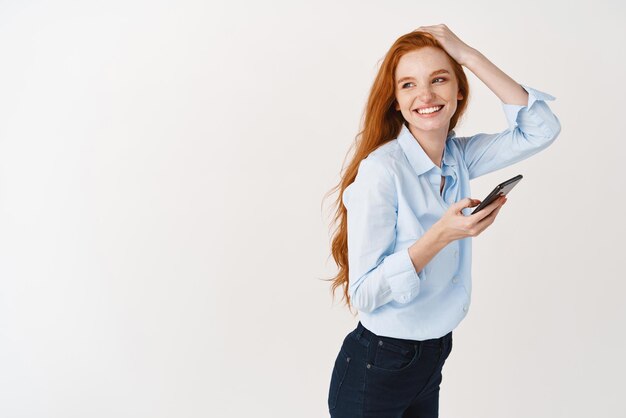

{"left": 328, "top": 321, "right": 453, "bottom": 418}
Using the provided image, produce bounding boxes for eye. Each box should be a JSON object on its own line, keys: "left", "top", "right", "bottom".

{"left": 401, "top": 78, "right": 446, "bottom": 89}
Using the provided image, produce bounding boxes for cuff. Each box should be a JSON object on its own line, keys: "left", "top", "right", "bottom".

{"left": 502, "top": 84, "right": 556, "bottom": 130}
{"left": 383, "top": 247, "right": 425, "bottom": 304}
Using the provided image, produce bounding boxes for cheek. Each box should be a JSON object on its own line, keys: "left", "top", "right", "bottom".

{"left": 397, "top": 99, "right": 410, "bottom": 111}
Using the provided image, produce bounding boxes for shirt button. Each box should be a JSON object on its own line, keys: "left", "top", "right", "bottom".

{"left": 452, "top": 276, "right": 459, "bottom": 284}
{"left": 454, "top": 249, "right": 459, "bottom": 258}
{"left": 463, "top": 305, "right": 468, "bottom": 312}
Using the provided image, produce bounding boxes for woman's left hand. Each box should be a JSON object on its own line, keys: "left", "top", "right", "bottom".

{"left": 412, "top": 24, "right": 476, "bottom": 66}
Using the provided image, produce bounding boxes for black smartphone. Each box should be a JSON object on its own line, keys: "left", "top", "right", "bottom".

{"left": 470, "top": 174, "right": 523, "bottom": 215}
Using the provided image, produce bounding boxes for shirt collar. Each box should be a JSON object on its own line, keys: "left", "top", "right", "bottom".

{"left": 397, "top": 123, "right": 456, "bottom": 176}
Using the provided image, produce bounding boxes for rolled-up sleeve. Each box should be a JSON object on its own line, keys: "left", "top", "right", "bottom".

{"left": 457, "top": 84, "right": 562, "bottom": 180}
{"left": 342, "top": 157, "right": 424, "bottom": 314}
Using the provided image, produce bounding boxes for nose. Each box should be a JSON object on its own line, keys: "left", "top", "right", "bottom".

{"left": 417, "top": 85, "right": 435, "bottom": 103}
{"left": 414, "top": 84, "right": 437, "bottom": 104}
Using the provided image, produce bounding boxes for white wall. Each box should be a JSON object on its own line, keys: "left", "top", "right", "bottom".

{"left": 0, "top": 0, "right": 624, "bottom": 417}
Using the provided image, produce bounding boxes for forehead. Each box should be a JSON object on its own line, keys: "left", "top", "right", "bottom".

{"left": 395, "top": 47, "right": 452, "bottom": 78}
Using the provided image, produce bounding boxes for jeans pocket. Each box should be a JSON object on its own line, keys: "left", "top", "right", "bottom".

{"left": 369, "top": 338, "right": 420, "bottom": 373}
{"left": 328, "top": 348, "right": 352, "bottom": 411}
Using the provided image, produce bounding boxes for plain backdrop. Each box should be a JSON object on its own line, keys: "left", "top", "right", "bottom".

{"left": 1, "top": 0, "right": 625, "bottom": 417}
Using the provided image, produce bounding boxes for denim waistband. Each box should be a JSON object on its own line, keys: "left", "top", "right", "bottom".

{"left": 354, "top": 321, "right": 451, "bottom": 348}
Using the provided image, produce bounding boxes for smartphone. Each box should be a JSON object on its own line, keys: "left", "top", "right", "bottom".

{"left": 470, "top": 174, "right": 523, "bottom": 215}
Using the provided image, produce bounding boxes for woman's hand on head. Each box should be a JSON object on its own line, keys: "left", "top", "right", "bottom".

{"left": 412, "top": 24, "right": 476, "bottom": 66}
{"left": 435, "top": 195, "right": 507, "bottom": 243}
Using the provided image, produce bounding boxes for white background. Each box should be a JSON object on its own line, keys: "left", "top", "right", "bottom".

{"left": 1, "top": 0, "right": 625, "bottom": 417}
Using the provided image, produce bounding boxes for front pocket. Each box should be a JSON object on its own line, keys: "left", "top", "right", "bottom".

{"left": 328, "top": 349, "right": 351, "bottom": 410}
{"left": 369, "top": 338, "right": 420, "bottom": 373}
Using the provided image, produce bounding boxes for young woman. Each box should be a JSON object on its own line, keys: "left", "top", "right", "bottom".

{"left": 325, "top": 25, "right": 561, "bottom": 417}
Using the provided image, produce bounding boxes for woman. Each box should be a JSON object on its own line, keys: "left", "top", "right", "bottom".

{"left": 325, "top": 25, "right": 561, "bottom": 417}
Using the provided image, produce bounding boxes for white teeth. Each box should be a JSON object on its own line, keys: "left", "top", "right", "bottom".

{"left": 416, "top": 105, "right": 443, "bottom": 114}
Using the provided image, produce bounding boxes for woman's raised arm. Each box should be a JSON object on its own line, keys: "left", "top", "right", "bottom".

{"left": 413, "top": 23, "right": 529, "bottom": 106}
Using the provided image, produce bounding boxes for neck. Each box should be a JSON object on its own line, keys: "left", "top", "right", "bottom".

{"left": 407, "top": 124, "right": 448, "bottom": 168}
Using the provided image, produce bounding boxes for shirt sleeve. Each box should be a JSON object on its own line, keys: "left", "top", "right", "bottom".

{"left": 342, "top": 156, "right": 424, "bottom": 314}
{"left": 456, "top": 84, "right": 562, "bottom": 180}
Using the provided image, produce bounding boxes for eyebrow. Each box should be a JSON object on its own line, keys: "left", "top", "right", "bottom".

{"left": 397, "top": 69, "right": 450, "bottom": 85}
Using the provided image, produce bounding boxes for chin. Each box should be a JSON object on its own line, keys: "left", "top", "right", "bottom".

{"left": 413, "top": 121, "right": 449, "bottom": 131}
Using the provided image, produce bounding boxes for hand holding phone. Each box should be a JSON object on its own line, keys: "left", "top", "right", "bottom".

{"left": 434, "top": 175, "right": 521, "bottom": 243}
{"left": 470, "top": 174, "right": 523, "bottom": 214}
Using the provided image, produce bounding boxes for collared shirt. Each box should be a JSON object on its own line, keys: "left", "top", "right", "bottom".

{"left": 342, "top": 84, "right": 561, "bottom": 340}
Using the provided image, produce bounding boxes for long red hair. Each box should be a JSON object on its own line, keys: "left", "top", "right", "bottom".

{"left": 322, "top": 31, "right": 471, "bottom": 315}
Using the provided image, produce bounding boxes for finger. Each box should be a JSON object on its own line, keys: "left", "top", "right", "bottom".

{"left": 486, "top": 195, "right": 506, "bottom": 208}
{"left": 469, "top": 196, "right": 505, "bottom": 221}
{"left": 457, "top": 197, "right": 475, "bottom": 210}
{"left": 455, "top": 198, "right": 480, "bottom": 215}
{"left": 475, "top": 205, "right": 502, "bottom": 230}
{"left": 484, "top": 202, "right": 504, "bottom": 221}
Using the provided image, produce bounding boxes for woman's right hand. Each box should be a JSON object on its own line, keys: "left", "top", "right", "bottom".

{"left": 435, "top": 195, "right": 507, "bottom": 243}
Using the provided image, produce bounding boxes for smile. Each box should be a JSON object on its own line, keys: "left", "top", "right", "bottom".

{"left": 413, "top": 105, "right": 444, "bottom": 117}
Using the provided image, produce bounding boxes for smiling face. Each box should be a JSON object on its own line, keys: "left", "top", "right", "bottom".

{"left": 394, "top": 47, "right": 463, "bottom": 137}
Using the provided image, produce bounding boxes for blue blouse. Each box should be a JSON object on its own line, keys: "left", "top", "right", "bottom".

{"left": 342, "top": 84, "right": 561, "bottom": 340}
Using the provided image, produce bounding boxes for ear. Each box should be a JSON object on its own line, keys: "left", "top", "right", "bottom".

{"left": 457, "top": 90, "right": 464, "bottom": 100}
{"left": 394, "top": 101, "right": 400, "bottom": 111}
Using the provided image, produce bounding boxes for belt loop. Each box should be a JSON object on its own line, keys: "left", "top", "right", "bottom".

{"left": 355, "top": 321, "right": 365, "bottom": 341}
